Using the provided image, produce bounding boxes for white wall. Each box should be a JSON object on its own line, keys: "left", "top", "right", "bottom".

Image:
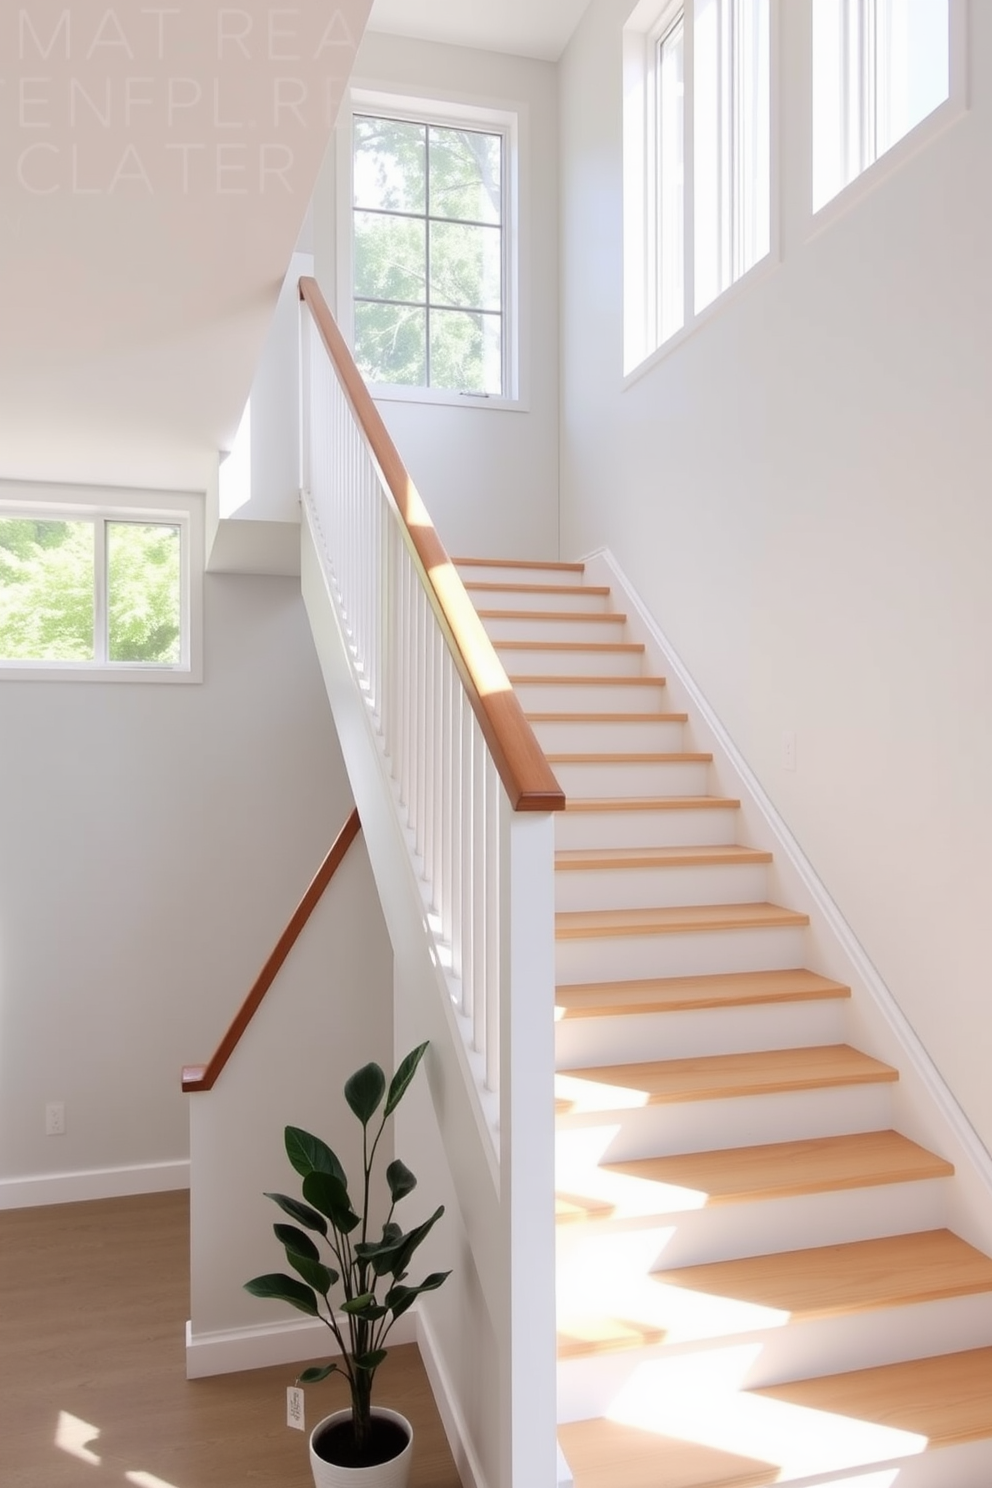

{"left": 559, "top": 0, "right": 992, "bottom": 1148}
{"left": 312, "top": 32, "right": 561, "bottom": 560}
{"left": 0, "top": 573, "right": 363, "bottom": 1204}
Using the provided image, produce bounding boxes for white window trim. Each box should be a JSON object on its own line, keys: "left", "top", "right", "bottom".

{"left": 336, "top": 84, "right": 528, "bottom": 412}
{"left": 623, "top": 0, "right": 781, "bottom": 381}
{"left": 806, "top": 0, "right": 968, "bottom": 239}
{"left": 0, "top": 481, "right": 203, "bottom": 684}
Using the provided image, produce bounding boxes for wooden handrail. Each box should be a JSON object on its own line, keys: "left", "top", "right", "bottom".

{"left": 182, "top": 808, "right": 362, "bottom": 1093}
{"left": 299, "top": 276, "right": 565, "bottom": 815}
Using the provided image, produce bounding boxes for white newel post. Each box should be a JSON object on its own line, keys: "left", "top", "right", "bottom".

{"left": 500, "top": 804, "right": 558, "bottom": 1488}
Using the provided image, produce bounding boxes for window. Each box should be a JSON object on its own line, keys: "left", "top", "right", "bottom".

{"left": 342, "top": 93, "right": 519, "bottom": 405}
{"left": 0, "top": 488, "right": 201, "bottom": 681}
{"left": 813, "top": 0, "right": 951, "bottom": 212}
{"left": 624, "top": 0, "right": 771, "bottom": 372}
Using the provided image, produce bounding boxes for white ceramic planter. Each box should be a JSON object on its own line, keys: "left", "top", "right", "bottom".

{"left": 309, "top": 1407, "right": 413, "bottom": 1488}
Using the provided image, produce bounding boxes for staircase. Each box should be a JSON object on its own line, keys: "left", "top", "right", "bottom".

{"left": 459, "top": 555, "right": 992, "bottom": 1488}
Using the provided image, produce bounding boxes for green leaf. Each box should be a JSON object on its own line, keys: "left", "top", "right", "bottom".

{"left": 340, "top": 1291, "right": 376, "bottom": 1315}
{"left": 386, "top": 1159, "right": 417, "bottom": 1202}
{"left": 302, "top": 1172, "right": 360, "bottom": 1234}
{"left": 388, "top": 1205, "right": 445, "bottom": 1279}
{"left": 273, "top": 1224, "right": 320, "bottom": 1261}
{"left": 384, "top": 1042, "right": 429, "bottom": 1117}
{"left": 264, "top": 1193, "right": 328, "bottom": 1238}
{"left": 298, "top": 1363, "right": 339, "bottom": 1384}
{"left": 344, "top": 1062, "right": 386, "bottom": 1124}
{"left": 285, "top": 1127, "right": 349, "bottom": 1187}
{"left": 385, "top": 1271, "right": 450, "bottom": 1319}
{"left": 354, "top": 1349, "right": 388, "bottom": 1372}
{"left": 244, "top": 1273, "right": 318, "bottom": 1316}
{"left": 287, "top": 1253, "right": 337, "bottom": 1294}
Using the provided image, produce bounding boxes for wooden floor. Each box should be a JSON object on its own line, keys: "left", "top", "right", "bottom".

{"left": 0, "top": 1191, "right": 462, "bottom": 1488}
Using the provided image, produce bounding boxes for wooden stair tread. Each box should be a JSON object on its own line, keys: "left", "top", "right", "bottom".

{"left": 556, "top": 968, "right": 850, "bottom": 1016}
{"left": 453, "top": 556, "right": 585, "bottom": 570}
{"left": 753, "top": 1345, "right": 992, "bottom": 1449}
{"left": 495, "top": 639, "right": 644, "bottom": 653}
{"left": 526, "top": 710, "right": 689, "bottom": 722}
{"left": 605, "top": 1130, "right": 954, "bottom": 1206}
{"left": 464, "top": 581, "right": 610, "bottom": 595}
{"left": 477, "top": 607, "right": 626, "bottom": 622}
{"left": 547, "top": 751, "right": 712, "bottom": 763}
{"left": 556, "top": 845, "right": 769, "bottom": 871}
{"left": 565, "top": 795, "right": 740, "bottom": 813}
{"left": 555, "top": 1044, "right": 898, "bottom": 1106}
{"left": 558, "top": 1417, "right": 776, "bottom": 1488}
{"left": 509, "top": 674, "right": 665, "bottom": 686}
{"left": 556, "top": 902, "right": 809, "bottom": 939}
{"left": 656, "top": 1229, "right": 992, "bottom": 1319}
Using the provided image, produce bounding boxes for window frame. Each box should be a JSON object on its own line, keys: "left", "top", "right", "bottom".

{"left": 337, "top": 87, "right": 524, "bottom": 411}
{"left": 0, "top": 482, "right": 203, "bottom": 684}
{"left": 809, "top": 0, "right": 967, "bottom": 225}
{"left": 624, "top": 0, "right": 780, "bottom": 381}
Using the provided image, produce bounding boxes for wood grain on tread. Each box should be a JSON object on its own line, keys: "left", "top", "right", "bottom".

{"left": 555, "top": 846, "right": 769, "bottom": 872}
{"left": 555, "top": 902, "right": 809, "bottom": 939}
{"left": 547, "top": 751, "right": 712, "bottom": 764}
{"left": 526, "top": 711, "right": 689, "bottom": 723}
{"left": 655, "top": 1229, "right": 992, "bottom": 1319}
{"left": 564, "top": 795, "right": 739, "bottom": 812}
{"left": 558, "top": 1417, "right": 776, "bottom": 1488}
{"left": 453, "top": 556, "right": 585, "bottom": 571}
{"left": 463, "top": 581, "right": 609, "bottom": 596}
{"left": 556, "top": 968, "right": 850, "bottom": 1017}
{"left": 509, "top": 673, "right": 663, "bottom": 686}
{"left": 477, "top": 608, "right": 626, "bottom": 623}
{"left": 606, "top": 1130, "right": 954, "bottom": 1205}
{"left": 496, "top": 639, "right": 644, "bottom": 654}
{"left": 555, "top": 1045, "right": 898, "bottom": 1105}
{"left": 753, "top": 1346, "right": 992, "bottom": 1448}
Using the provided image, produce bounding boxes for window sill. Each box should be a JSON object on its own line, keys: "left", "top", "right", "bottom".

{"left": 369, "top": 383, "right": 529, "bottom": 413}
{"left": 0, "top": 663, "right": 201, "bottom": 684}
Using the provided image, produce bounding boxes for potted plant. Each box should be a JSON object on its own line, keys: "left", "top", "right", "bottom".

{"left": 245, "top": 1042, "right": 450, "bottom": 1487}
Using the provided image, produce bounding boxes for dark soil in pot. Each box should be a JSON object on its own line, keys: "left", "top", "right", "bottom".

{"left": 313, "top": 1415, "right": 410, "bottom": 1469}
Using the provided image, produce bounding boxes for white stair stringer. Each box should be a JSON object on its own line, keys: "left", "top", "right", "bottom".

{"left": 457, "top": 553, "right": 992, "bottom": 1488}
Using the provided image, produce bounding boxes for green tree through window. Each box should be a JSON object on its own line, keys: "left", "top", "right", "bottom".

{"left": 352, "top": 114, "right": 504, "bottom": 395}
{"left": 0, "top": 517, "right": 182, "bottom": 667}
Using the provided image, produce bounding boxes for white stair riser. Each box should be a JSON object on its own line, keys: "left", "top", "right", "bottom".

{"left": 456, "top": 563, "right": 584, "bottom": 586}
{"left": 556, "top": 1292, "right": 992, "bottom": 1421}
{"left": 511, "top": 680, "right": 668, "bottom": 711}
{"left": 777, "top": 1439, "right": 992, "bottom": 1488}
{"left": 551, "top": 758, "right": 711, "bottom": 798}
{"left": 554, "top": 860, "right": 769, "bottom": 912}
{"left": 554, "top": 997, "right": 846, "bottom": 1068}
{"left": 497, "top": 646, "right": 645, "bottom": 677}
{"left": 555, "top": 1084, "right": 896, "bottom": 1161}
{"left": 530, "top": 717, "right": 687, "bottom": 752}
{"left": 481, "top": 615, "right": 628, "bottom": 644}
{"left": 554, "top": 923, "right": 809, "bottom": 983}
{"left": 555, "top": 805, "right": 740, "bottom": 850}
{"left": 554, "top": 1178, "right": 953, "bottom": 1272}
{"left": 467, "top": 586, "right": 612, "bottom": 613}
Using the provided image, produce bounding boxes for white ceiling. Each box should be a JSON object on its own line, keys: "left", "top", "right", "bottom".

{"left": 367, "top": 0, "right": 591, "bottom": 61}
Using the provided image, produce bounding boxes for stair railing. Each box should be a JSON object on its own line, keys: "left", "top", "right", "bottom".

{"left": 299, "top": 277, "right": 563, "bottom": 1487}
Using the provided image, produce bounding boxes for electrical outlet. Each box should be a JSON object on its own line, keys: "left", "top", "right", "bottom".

{"left": 783, "top": 731, "right": 797, "bottom": 772}
{"left": 45, "top": 1102, "right": 65, "bottom": 1136}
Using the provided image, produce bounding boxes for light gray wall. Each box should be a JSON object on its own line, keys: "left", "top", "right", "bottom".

{"left": 0, "top": 574, "right": 361, "bottom": 1200}
{"left": 559, "top": 1, "right": 992, "bottom": 1146}
{"left": 313, "top": 31, "right": 560, "bottom": 561}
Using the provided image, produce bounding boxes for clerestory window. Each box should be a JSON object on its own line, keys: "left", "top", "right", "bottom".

{"left": 813, "top": 0, "right": 951, "bottom": 212}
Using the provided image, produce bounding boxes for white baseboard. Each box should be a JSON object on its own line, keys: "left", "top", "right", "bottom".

{"left": 185, "top": 1310, "right": 418, "bottom": 1380}
{"left": 416, "top": 1306, "right": 488, "bottom": 1488}
{"left": 0, "top": 1159, "right": 189, "bottom": 1210}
